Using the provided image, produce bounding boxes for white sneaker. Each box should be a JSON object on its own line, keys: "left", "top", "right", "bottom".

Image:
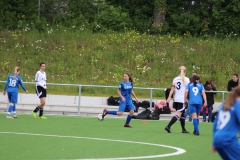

{"left": 6, "top": 115, "right": 14, "bottom": 119}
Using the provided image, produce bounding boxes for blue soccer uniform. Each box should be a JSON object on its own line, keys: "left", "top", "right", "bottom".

{"left": 212, "top": 100, "right": 240, "bottom": 159}
{"left": 3, "top": 74, "right": 27, "bottom": 118}
{"left": 101, "top": 81, "right": 137, "bottom": 127}
{"left": 186, "top": 82, "right": 205, "bottom": 134}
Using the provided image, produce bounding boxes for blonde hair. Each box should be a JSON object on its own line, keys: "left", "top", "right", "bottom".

{"left": 179, "top": 66, "right": 186, "bottom": 85}
{"left": 14, "top": 67, "right": 20, "bottom": 79}
{"left": 224, "top": 86, "right": 240, "bottom": 111}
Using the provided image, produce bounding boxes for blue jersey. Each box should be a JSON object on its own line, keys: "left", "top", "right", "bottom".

{"left": 4, "top": 74, "right": 27, "bottom": 93}
{"left": 213, "top": 100, "right": 240, "bottom": 146}
{"left": 186, "top": 82, "right": 204, "bottom": 105}
{"left": 118, "top": 81, "right": 133, "bottom": 98}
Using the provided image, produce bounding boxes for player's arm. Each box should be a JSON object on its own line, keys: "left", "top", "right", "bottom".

{"left": 184, "top": 89, "right": 189, "bottom": 106}
{"left": 131, "top": 90, "right": 138, "bottom": 103}
{"left": 211, "top": 110, "right": 219, "bottom": 153}
{"left": 19, "top": 78, "right": 28, "bottom": 93}
{"left": 3, "top": 76, "right": 10, "bottom": 95}
{"left": 167, "top": 85, "right": 175, "bottom": 103}
{"left": 202, "top": 90, "right": 207, "bottom": 107}
{"left": 117, "top": 89, "right": 125, "bottom": 102}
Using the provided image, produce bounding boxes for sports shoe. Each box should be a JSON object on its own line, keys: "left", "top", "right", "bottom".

{"left": 101, "top": 109, "right": 108, "bottom": 120}
{"left": 6, "top": 115, "right": 13, "bottom": 119}
{"left": 39, "top": 116, "right": 47, "bottom": 119}
{"left": 14, "top": 115, "right": 18, "bottom": 118}
{"left": 165, "top": 126, "right": 171, "bottom": 133}
{"left": 124, "top": 124, "right": 132, "bottom": 128}
{"left": 32, "top": 111, "right": 37, "bottom": 118}
{"left": 182, "top": 130, "right": 190, "bottom": 133}
{"left": 193, "top": 131, "right": 200, "bottom": 136}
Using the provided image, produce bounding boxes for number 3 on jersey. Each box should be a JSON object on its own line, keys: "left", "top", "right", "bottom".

{"left": 176, "top": 82, "right": 181, "bottom": 90}
{"left": 216, "top": 110, "right": 231, "bottom": 130}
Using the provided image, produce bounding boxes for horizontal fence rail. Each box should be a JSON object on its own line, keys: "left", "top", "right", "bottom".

{"left": 0, "top": 81, "right": 229, "bottom": 115}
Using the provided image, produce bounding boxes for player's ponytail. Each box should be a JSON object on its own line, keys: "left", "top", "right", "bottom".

{"left": 224, "top": 86, "right": 240, "bottom": 111}
{"left": 13, "top": 67, "right": 20, "bottom": 79}
{"left": 179, "top": 66, "right": 186, "bottom": 85}
{"left": 192, "top": 75, "right": 200, "bottom": 87}
{"left": 125, "top": 72, "right": 134, "bottom": 85}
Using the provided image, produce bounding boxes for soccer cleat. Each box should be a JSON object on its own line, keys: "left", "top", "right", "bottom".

{"left": 101, "top": 109, "right": 108, "bottom": 120}
{"left": 6, "top": 115, "right": 14, "bottom": 119}
{"left": 165, "top": 126, "right": 171, "bottom": 133}
{"left": 32, "top": 111, "right": 37, "bottom": 118}
{"left": 124, "top": 124, "right": 132, "bottom": 128}
{"left": 14, "top": 115, "right": 18, "bottom": 118}
{"left": 182, "top": 130, "right": 190, "bottom": 133}
{"left": 39, "top": 116, "right": 47, "bottom": 119}
{"left": 193, "top": 131, "right": 200, "bottom": 136}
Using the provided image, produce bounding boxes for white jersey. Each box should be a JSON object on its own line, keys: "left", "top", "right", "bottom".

{"left": 172, "top": 76, "right": 190, "bottom": 103}
{"left": 35, "top": 70, "right": 47, "bottom": 89}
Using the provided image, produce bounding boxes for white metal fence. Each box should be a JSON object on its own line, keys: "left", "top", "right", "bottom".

{"left": 0, "top": 81, "right": 229, "bottom": 115}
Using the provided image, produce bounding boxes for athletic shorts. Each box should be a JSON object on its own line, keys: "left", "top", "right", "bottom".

{"left": 36, "top": 86, "right": 47, "bottom": 98}
{"left": 173, "top": 102, "right": 185, "bottom": 113}
{"left": 118, "top": 97, "right": 135, "bottom": 112}
{"left": 189, "top": 104, "right": 202, "bottom": 114}
{"left": 7, "top": 92, "right": 18, "bottom": 103}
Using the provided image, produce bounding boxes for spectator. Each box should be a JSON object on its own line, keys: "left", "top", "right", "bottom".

{"left": 227, "top": 74, "right": 239, "bottom": 91}
{"left": 203, "top": 80, "right": 217, "bottom": 122}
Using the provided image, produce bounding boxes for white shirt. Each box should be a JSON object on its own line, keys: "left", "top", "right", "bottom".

{"left": 35, "top": 70, "right": 47, "bottom": 89}
{"left": 172, "top": 76, "right": 190, "bottom": 103}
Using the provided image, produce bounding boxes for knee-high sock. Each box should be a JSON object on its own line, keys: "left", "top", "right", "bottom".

{"left": 125, "top": 115, "right": 132, "bottom": 124}
{"left": 107, "top": 110, "right": 117, "bottom": 115}
{"left": 180, "top": 118, "right": 186, "bottom": 131}
{"left": 39, "top": 108, "right": 44, "bottom": 117}
{"left": 193, "top": 118, "right": 199, "bottom": 132}
{"left": 167, "top": 115, "right": 179, "bottom": 128}
{"left": 7, "top": 105, "right": 13, "bottom": 116}
{"left": 12, "top": 105, "right": 16, "bottom": 115}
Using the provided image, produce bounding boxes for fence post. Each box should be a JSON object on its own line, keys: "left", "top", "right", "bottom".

{"left": 78, "top": 85, "right": 82, "bottom": 116}
{"left": 38, "top": 0, "right": 40, "bottom": 19}
{"left": 221, "top": 92, "right": 225, "bottom": 104}
{"left": 150, "top": 89, "right": 153, "bottom": 110}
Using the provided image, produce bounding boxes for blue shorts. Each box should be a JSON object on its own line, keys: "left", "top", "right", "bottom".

{"left": 8, "top": 92, "right": 18, "bottom": 103}
{"left": 189, "top": 104, "right": 202, "bottom": 114}
{"left": 118, "top": 97, "right": 135, "bottom": 112}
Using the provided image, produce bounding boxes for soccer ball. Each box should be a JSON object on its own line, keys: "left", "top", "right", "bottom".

{"left": 97, "top": 114, "right": 103, "bottom": 121}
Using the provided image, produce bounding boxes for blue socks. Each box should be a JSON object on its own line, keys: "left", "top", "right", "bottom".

{"left": 108, "top": 110, "right": 117, "bottom": 115}
{"left": 12, "top": 105, "right": 16, "bottom": 115}
{"left": 126, "top": 115, "right": 132, "bottom": 124}
{"left": 7, "top": 105, "right": 13, "bottom": 116}
{"left": 193, "top": 118, "right": 199, "bottom": 132}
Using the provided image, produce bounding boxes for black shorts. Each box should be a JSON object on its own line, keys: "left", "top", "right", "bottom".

{"left": 36, "top": 86, "right": 47, "bottom": 98}
{"left": 173, "top": 102, "right": 185, "bottom": 113}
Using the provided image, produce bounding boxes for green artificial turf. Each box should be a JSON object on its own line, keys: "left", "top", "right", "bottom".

{"left": 0, "top": 114, "right": 221, "bottom": 160}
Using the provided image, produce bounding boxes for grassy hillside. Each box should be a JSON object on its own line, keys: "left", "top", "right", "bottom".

{"left": 0, "top": 27, "right": 239, "bottom": 98}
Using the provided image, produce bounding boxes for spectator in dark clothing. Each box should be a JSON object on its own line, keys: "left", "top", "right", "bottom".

{"left": 227, "top": 74, "right": 239, "bottom": 91}
{"left": 203, "top": 80, "right": 217, "bottom": 122}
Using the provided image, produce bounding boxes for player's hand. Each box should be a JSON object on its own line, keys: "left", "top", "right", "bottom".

{"left": 3, "top": 91, "right": 6, "bottom": 96}
{"left": 167, "top": 98, "right": 171, "bottom": 103}
{"left": 211, "top": 146, "right": 216, "bottom": 153}
{"left": 121, "top": 97, "right": 126, "bottom": 102}
{"left": 26, "top": 90, "right": 28, "bottom": 93}
{"left": 203, "top": 102, "right": 207, "bottom": 107}
{"left": 45, "top": 87, "right": 48, "bottom": 90}
{"left": 135, "top": 98, "right": 139, "bottom": 103}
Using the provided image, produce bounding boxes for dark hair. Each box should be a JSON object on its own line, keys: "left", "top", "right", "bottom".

{"left": 124, "top": 72, "right": 134, "bottom": 85}
{"left": 192, "top": 75, "right": 200, "bottom": 87}
{"left": 39, "top": 62, "right": 45, "bottom": 67}
{"left": 224, "top": 86, "right": 240, "bottom": 111}
{"left": 205, "top": 80, "right": 211, "bottom": 85}
{"left": 233, "top": 74, "right": 238, "bottom": 78}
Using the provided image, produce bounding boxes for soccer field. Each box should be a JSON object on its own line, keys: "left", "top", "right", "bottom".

{"left": 0, "top": 114, "right": 221, "bottom": 160}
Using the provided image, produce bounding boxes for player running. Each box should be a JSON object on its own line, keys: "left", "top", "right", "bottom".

{"left": 165, "top": 66, "right": 190, "bottom": 133}
{"left": 184, "top": 75, "right": 207, "bottom": 135}
{"left": 101, "top": 72, "right": 138, "bottom": 127}
{"left": 3, "top": 67, "right": 28, "bottom": 119}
